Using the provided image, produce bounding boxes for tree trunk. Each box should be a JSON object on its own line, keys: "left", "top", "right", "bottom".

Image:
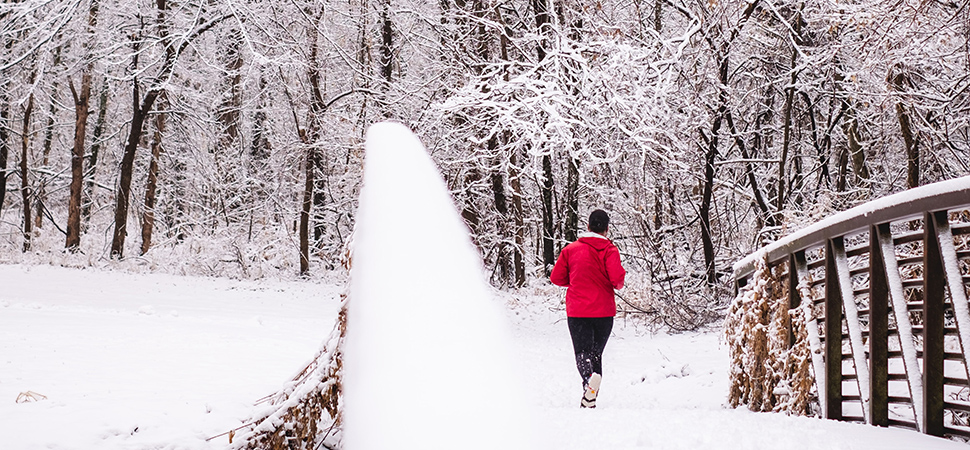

{"left": 0, "top": 93, "right": 8, "bottom": 216}
{"left": 380, "top": 0, "right": 393, "bottom": 83}
{"left": 541, "top": 153, "right": 555, "bottom": 275}
{"left": 250, "top": 75, "right": 271, "bottom": 162}
{"left": 378, "top": 0, "right": 394, "bottom": 118}
{"left": 799, "top": 92, "right": 831, "bottom": 190}
{"left": 699, "top": 129, "right": 718, "bottom": 285}
{"left": 112, "top": 87, "right": 160, "bottom": 258}
{"left": 891, "top": 68, "right": 919, "bottom": 189}
{"left": 843, "top": 115, "right": 870, "bottom": 188}
{"left": 300, "top": 145, "right": 317, "bottom": 275}
{"left": 836, "top": 146, "right": 848, "bottom": 192}
{"left": 726, "top": 110, "right": 774, "bottom": 228}
{"left": 488, "top": 135, "right": 513, "bottom": 283}
{"left": 82, "top": 80, "right": 108, "bottom": 226}
{"left": 218, "top": 28, "right": 243, "bottom": 152}
{"left": 37, "top": 47, "right": 61, "bottom": 230}
{"left": 532, "top": 0, "right": 550, "bottom": 61}
{"left": 66, "top": 72, "right": 92, "bottom": 251}
{"left": 110, "top": 0, "right": 223, "bottom": 257}
{"left": 777, "top": 51, "right": 797, "bottom": 213}
{"left": 699, "top": 50, "right": 729, "bottom": 286}
{"left": 20, "top": 86, "right": 35, "bottom": 252}
{"left": 300, "top": 8, "right": 327, "bottom": 275}
{"left": 141, "top": 94, "right": 166, "bottom": 255}
{"left": 565, "top": 154, "right": 579, "bottom": 242}
{"left": 510, "top": 142, "right": 525, "bottom": 287}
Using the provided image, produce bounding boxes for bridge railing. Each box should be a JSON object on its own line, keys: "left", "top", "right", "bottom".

{"left": 732, "top": 176, "right": 970, "bottom": 438}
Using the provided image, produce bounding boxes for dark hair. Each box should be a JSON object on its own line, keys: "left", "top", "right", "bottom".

{"left": 588, "top": 209, "right": 609, "bottom": 234}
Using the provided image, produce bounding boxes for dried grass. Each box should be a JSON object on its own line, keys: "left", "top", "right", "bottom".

{"left": 726, "top": 257, "right": 816, "bottom": 415}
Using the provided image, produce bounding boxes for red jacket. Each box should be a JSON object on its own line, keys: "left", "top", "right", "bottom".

{"left": 550, "top": 233, "right": 626, "bottom": 317}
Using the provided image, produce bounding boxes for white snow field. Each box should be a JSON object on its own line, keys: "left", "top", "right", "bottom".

{"left": 2, "top": 122, "right": 967, "bottom": 450}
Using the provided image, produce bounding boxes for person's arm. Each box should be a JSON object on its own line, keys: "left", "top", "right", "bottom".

{"left": 605, "top": 245, "right": 625, "bottom": 290}
{"left": 550, "top": 248, "right": 570, "bottom": 287}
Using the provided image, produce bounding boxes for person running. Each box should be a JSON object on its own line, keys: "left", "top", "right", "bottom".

{"left": 550, "top": 209, "right": 626, "bottom": 408}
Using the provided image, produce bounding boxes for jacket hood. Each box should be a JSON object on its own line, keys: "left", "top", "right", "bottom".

{"left": 577, "top": 233, "right": 612, "bottom": 251}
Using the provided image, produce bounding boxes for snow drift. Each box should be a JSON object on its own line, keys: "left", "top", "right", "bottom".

{"left": 343, "top": 122, "right": 534, "bottom": 449}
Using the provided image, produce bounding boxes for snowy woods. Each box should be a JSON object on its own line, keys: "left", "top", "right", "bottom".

{"left": 1, "top": 0, "right": 969, "bottom": 318}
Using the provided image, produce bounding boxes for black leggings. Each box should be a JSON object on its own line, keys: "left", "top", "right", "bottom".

{"left": 567, "top": 317, "right": 614, "bottom": 385}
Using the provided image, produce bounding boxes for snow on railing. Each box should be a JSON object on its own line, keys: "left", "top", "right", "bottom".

{"left": 343, "top": 122, "right": 534, "bottom": 450}
{"left": 730, "top": 175, "right": 970, "bottom": 439}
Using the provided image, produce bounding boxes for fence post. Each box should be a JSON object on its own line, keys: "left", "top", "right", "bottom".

{"left": 923, "top": 211, "right": 946, "bottom": 436}
{"left": 792, "top": 250, "right": 825, "bottom": 415}
{"left": 868, "top": 224, "right": 890, "bottom": 427}
{"left": 788, "top": 253, "right": 801, "bottom": 349}
{"left": 825, "top": 238, "right": 844, "bottom": 420}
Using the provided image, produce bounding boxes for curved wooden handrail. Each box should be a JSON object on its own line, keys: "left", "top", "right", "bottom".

{"left": 734, "top": 175, "right": 970, "bottom": 280}
{"left": 729, "top": 175, "right": 970, "bottom": 439}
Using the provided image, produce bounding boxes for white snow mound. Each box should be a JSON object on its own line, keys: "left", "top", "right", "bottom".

{"left": 343, "top": 122, "right": 534, "bottom": 449}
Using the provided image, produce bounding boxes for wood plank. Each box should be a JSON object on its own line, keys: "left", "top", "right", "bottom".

{"left": 792, "top": 250, "right": 825, "bottom": 413}
{"left": 952, "top": 223, "right": 970, "bottom": 236}
{"left": 869, "top": 224, "right": 890, "bottom": 427}
{"left": 929, "top": 212, "right": 970, "bottom": 396}
{"left": 894, "top": 230, "right": 925, "bottom": 245}
{"left": 888, "top": 396, "right": 913, "bottom": 404}
{"left": 832, "top": 236, "right": 870, "bottom": 422}
{"left": 944, "top": 377, "right": 970, "bottom": 386}
{"left": 878, "top": 222, "right": 925, "bottom": 432}
{"left": 825, "top": 238, "right": 844, "bottom": 421}
{"left": 946, "top": 401, "right": 970, "bottom": 412}
{"left": 924, "top": 211, "right": 946, "bottom": 437}
{"left": 897, "top": 256, "right": 923, "bottom": 267}
{"left": 944, "top": 427, "right": 970, "bottom": 439}
{"left": 787, "top": 253, "right": 799, "bottom": 349}
{"left": 846, "top": 244, "right": 869, "bottom": 258}
{"left": 902, "top": 279, "right": 924, "bottom": 288}
{"left": 892, "top": 351, "right": 964, "bottom": 360}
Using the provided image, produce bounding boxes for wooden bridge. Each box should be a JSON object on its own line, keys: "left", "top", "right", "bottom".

{"left": 732, "top": 176, "right": 970, "bottom": 438}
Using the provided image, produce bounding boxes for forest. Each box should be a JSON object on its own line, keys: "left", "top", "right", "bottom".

{"left": 0, "top": 0, "right": 968, "bottom": 329}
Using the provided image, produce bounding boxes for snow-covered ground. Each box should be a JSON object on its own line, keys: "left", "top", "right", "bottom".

{"left": 1, "top": 263, "right": 967, "bottom": 450}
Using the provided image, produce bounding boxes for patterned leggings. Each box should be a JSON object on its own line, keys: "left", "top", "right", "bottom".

{"left": 567, "top": 317, "right": 614, "bottom": 385}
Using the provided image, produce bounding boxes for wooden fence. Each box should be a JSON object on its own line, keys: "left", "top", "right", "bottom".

{"left": 733, "top": 176, "right": 970, "bottom": 438}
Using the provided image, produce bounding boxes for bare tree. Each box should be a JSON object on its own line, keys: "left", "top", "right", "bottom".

{"left": 109, "top": 1, "right": 227, "bottom": 258}
{"left": 19, "top": 70, "right": 36, "bottom": 252}
{"left": 66, "top": 0, "right": 99, "bottom": 250}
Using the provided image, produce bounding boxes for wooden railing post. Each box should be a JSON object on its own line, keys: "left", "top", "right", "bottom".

{"left": 787, "top": 253, "right": 801, "bottom": 349}
{"left": 923, "top": 211, "right": 946, "bottom": 437}
{"left": 929, "top": 210, "right": 970, "bottom": 386}
{"left": 868, "top": 224, "right": 890, "bottom": 427}
{"left": 825, "top": 238, "right": 844, "bottom": 420}
{"left": 791, "top": 249, "right": 826, "bottom": 415}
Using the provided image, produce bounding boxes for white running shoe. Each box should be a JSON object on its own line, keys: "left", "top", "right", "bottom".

{"left": 581, "top": 373, "right": 602, "bottom": 408}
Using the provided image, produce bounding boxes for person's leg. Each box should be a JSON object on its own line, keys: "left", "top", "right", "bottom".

{"left": 567, "top": 317, "right": 595, "bottom": 385}
{"left": 587, "top": 317, "right": 614, "bottom": 376}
